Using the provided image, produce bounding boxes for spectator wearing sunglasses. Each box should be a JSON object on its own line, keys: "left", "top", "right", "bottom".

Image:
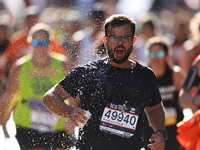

{"left": 143, "top": 36, "right": 185, "bottom": 150}
{"left": 0, "top": 6, "right": 67, "bottom": 79}
{"left": 0, "top": 23, "right": 77, "bottom": 150}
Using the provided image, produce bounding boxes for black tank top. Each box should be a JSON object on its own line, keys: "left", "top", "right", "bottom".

{"left": 157, "top": 65, "right": 184, "bottom": 124}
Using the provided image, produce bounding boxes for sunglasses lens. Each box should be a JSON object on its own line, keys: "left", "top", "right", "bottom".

{"left": 149, "top": 50, "right": 165, "bottom": 58}
{"left": 157, "top": 51, "right": 165, "bottom": 58}
{"left": 32, "top": 39, "right": 39, "bottom": 46}
{"left": 41, "top": 39, "right": 49, "bottom": 45}
{"left": 149, "top": 52, "right": 154, "bottom": 58}
{"left": 32, "top": 39, "right": 49, "bottom": 46}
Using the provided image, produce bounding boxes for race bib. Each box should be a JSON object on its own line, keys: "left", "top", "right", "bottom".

{"left": 28, "top": 99, "right": 58, "bottom": 132}
{"left": 99, "top": 103, "right": 139, "bottom": 138}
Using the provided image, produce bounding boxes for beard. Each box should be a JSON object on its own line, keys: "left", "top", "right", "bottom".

{"left": 106, "top": 45, "right": 133, "bottom": 63}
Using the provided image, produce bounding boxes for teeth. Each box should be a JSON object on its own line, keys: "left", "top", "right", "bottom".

{"left": 115, "top": 49, "right": 123, "bottom": 57}
{"left": 116, "top": 49, "right": 123, "bottom": 52}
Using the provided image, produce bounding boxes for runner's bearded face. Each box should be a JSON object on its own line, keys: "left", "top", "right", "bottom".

{"left": 106, "top": 44, "right": 132, "bottom": 63}
{"left": 106, "top": 24, "right": 133, "bottom": 63}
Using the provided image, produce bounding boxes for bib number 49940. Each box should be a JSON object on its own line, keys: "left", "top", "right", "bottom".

{"left": 104, "top": 109, "right": 137, "bottom": 126}
{"left": 99, "top": 103, "right": 139, "bottom": 138}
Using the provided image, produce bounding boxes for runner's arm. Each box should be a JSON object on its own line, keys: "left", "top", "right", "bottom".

{"left": 145, "top": 102, "right": 165, "bottom": 132}
{"left": 145, "top": 102, "right": 166, "bottom": 149}
{"left": 0, "top": 65, "right": 20, "bottom": 125}
{"left": 43, "top": 84, "right": 87, "bottom": 126}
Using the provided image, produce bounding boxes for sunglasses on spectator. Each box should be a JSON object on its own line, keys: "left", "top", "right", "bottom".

{"left": 107, "top": 35, "right": 133, "bottom": 43}
{"left": 148, "top": 50, "right": 165, "bottom": 58}
{"left": 32, "top": 39, "right": 49, "bottom": 46}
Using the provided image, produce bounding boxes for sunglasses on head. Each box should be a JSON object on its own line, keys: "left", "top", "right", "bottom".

{"left": 32, "top": 39, "right": 49, "bottom": 46}
{"left": 148, "top": 50, "right": 165, "bottom": 58}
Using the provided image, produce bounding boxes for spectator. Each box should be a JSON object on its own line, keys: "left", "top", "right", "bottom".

{"left": 134, "top": 12, "right": 162, "bottom": 64}
{"left": 169, "top": 6, "right": 190, "bottom": 70}
{"left": 181, "top": 12, "right": 200, "bottom": 72}
{"left": 0, "top": 5, "right": 67, "bottom": 76}
{"left": 179, "top": 55, "right": 200, "bottom": 112}
{"left": 0, "top": 23, "right": 76, "bottom": 150}
{"left": 178, "top": 54, "right": 200, "bottom": 149}
{"left": 75, "top": 2, "right": 106, "bottom": 66}
{"left": 143, "top": 36, "right": 185, "bottom": 150}
{"left": 60, "top": 8, "right": 82, "bottom": 68}
{"left": 0, "top": 21, "right": 12, "bottom": 77}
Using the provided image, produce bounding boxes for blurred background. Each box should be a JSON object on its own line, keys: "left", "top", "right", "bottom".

{"left": 0, "top": 0, "right": 199, "bottom": 149}
{"left": 0, "top": 0, "right": 199, "bottom": 41}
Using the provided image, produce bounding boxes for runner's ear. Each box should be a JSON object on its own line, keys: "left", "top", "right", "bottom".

{"left": 102, "top": 36, "right": 107, "bottom": 43}
{"left": 132, "top": 36, "right": 137, "bottom": 44}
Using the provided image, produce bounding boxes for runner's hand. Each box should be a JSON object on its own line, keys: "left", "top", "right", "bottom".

{"left": 147, "top": 132, "right": 165, "bottom": 150}
{"left": 69, "top": 108, "right": 88, "bottom": 127}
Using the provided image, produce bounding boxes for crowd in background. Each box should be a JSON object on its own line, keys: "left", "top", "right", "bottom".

{"left": 0, "top": 0, "right": 200, "bottom": 149}
{"left": 0, "top": 0, "right": 199, "bottom": 70}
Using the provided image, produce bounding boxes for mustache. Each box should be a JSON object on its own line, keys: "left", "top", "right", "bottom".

{"left": 115, "top": 45, "right": 125, "bottom": 49}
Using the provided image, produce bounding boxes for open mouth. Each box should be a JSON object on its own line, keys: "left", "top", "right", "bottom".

{"left": 115, "top": 48, "right": 124, "bottom": 58}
